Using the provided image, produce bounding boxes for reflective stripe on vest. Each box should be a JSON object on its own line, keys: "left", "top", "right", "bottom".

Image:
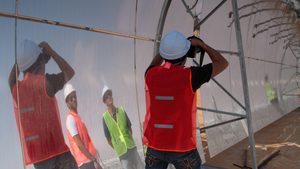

{"left": 155, "top": 96, "right": 174, "bottom": 100}
{"left": 144, "top": 62, "right": 197, "bottom": 152}
{"left": 20, "top": 106, "right": 35, "bottom": 113}
{"left": 154, "top": 124, "right": 174, "bottom": 129}
{"left": 67, "top": 112, "right": 97, "bottom": 166}
{"left": 25, "top": 134, "right": 39, "bottom": 142}
{"left": 103, "top": 107, "right": 135, "bottom": 157}
{"left": 12, "top": 73, "right": 69, "bottom": 165}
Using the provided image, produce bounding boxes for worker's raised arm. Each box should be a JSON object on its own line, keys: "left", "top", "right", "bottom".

{"left": 149, "top": 54, "right": 164, "bottom": 67}
{"left": 191, "top": 38, "right": 228, "bottom": 77}
{"left": 73, "top": 135, "right": 102, "bottom": 169}
{"left": 145, "top": 54, "right": 164, "bottom": 76}
{"left": 8, "top": 64, "right": 19, "bottom": 92}
{"left": 39, "top": 42, "right": 75, "bottom": 83}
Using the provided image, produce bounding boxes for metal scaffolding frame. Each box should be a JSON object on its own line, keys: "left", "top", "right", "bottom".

{"left": 229, "top": 0, "right": 300, "bottom": 100}
{"left": 1, "top": 0, "right": 299, "bottom": 169}
{"left": 155, "top": 0, "right": 258, "bottom": 168}
{"left": 0, "top": 0, "right": 257, "bottom": 168}
{"left": 231, "top": 1, "right": 257, "bottom": 168}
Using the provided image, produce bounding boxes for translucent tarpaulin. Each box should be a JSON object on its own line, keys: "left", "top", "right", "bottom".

{"left": 0, "top": 0, "right": 299, "bottom": 169}
{"left": 198, "top": 0, "right": 300, "bottom": 157}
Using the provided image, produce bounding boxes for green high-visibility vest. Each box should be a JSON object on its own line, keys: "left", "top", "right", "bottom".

{"left": 103, "top": 106, "right": 135, "bottom": 157}
{"left": 265, "top": 82, "right": 277, "bottom": 102}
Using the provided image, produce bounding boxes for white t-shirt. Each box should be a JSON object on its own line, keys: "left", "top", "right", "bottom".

{"left": 66, "top": 115, "right": 78, "bottom": 137}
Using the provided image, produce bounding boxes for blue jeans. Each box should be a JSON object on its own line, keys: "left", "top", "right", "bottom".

{"left": 33, "top": 151, "right": 78, "bottom": 169}
{"left": 145, "top": 147, "right": 202, "bottom": 169}
{"left": 79, "top": 161, "right": 96, "bottom": 169}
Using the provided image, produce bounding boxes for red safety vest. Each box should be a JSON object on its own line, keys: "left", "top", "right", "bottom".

{"left": 144, "top": 62, "right": 197, "bottom": 152}
{"left": 67, "top": 111, "right": 97, "bottom": 166}
{"left": 12, "top": 73, "right": 69, "bottom": 165}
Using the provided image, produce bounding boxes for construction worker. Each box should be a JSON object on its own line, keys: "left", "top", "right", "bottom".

{"left": 143, "top": 30, "right": 228, "bottom": 169}
{"left": 264, "top": 75, "right": 278, "bottom": 103}
{"left": 64, "top": 83, "right": 102, "bottom": 169}
{"left": 8, "top": 40, "right": 77, "bottom": 169}
{"left": 101, "top": 85, "right": 144, "bottom": 169}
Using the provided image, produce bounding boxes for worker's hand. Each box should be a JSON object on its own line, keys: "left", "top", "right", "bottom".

{"left": 39, "top": 41, "right": 51, "bottom": 53}
{"left": 187, "top": 36, "right": 205, "bottom": 56}
{"left": 39, "top": 41, "right": 52, "bottom": 63}
{"left": 15, "top": 63, "right": 20, "bottom": 76}
{"left": 188, "top": 36, "right": 204, "bottom": 48}
{"left": 94, "top": 161, "right": 102, "bottom": 169}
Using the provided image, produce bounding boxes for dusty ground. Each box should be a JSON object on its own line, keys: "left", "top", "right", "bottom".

{"left": 201, "top": 107, "right": 300, "bottom": 169}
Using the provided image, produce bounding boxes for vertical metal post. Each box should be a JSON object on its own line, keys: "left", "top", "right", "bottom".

{"left": 153, "top": 0, "right": 172, "bottom": 55}
{"left": 14, "top": 0, "right": 27, "bottom": 168}
{"left": 231, "top": 0, "right": 257, "bottom": 169}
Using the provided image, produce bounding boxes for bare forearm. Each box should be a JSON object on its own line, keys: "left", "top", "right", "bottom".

{"left": 75, "top": 136, "right": 102, "bottom": 169}
{"left": 150, "top": 54, "right": 163, "bottom": 66}
{"left": 8, "top": 64, "right": 19, "bottom": 92}
{"left": 74, "top": 135, "right": 96, "bottom": 161}
{"left": 107, "top": 139, "right": 113, "bottom": 148}
{"left": 197, "top": 41, "right": 228, "bottom": 77}
{"left": 39, "top": 42, "right": 74, "bottom": 82}
{"left": 79, "top": 146, "right": 95, "bottom": 160}
{"left": 47, "top": 48, "right": 74, "bottom": 82}
{"left": 202, "top": 43, "right": 226, "bottom": 63}
{"left": 129, "top": 127, "right": 132, "bottom": 135}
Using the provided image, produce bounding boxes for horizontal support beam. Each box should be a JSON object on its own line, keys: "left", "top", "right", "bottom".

{"left": 211, "top": 78, "right": 246, "bottom": 110}
{"left": 194, "top": 0, "right": 227, "bottom": 28}
{"left": 217, "top": 50, "right": 239, "bottom": 55}
{"left": 197, "top": 107, "right": 246, "bottom": 117}
{"left": 193, "top": 59, "right": 246, "bottom": 111}
{"left": 0, "top": 11, "right": 157, "bottom": 42}
{"left": 283, "top": 94, "right": 300, "bottom": 96}
{"left": 216, "top": 49, "right": 297, "bottom": 67}
{"left": 198, "top": 117, "right": 245, "bottom": 133}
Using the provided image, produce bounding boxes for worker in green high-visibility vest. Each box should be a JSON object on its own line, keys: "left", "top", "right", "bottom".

{"left": 264, "top": 75, "right": 278, "bottom": 103}
{"left": 101, "top": 86, "right": 144, "bottom": 169}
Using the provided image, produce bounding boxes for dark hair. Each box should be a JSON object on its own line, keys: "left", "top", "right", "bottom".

{"left": 186, "top": 36, "right": 203, "bottom": 58}
{"left": 102, "top": 90, "right": 112, "bottom": 102}
{"left": 24, "top": 54, "right": 42, "bottom": 72}
{"left": 65, "top": 93, "right": 72, "bottom": 102}
{"left": 165, "top": 56, "right": 187, "bottom": 64}
{"left": 184, "top": 45, "right": 196, "bottom": 58}
{"left": 164, "top": 46, "right": 195, "bottom": 64}
{"left": 24, "top": 53, "right": 50, "bottom": 73}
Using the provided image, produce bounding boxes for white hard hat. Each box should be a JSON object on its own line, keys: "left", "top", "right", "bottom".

{"left": 159, "top": 30, "right": 191, "bottom": 60}
{"left": 17, "top": 39, "right": 42, "bottom": 71}
{"left": 102, "top": 85, "right": 111, "bottom": 99}
{"left": 64, "top": 83, "right": 76, "bottom": 100}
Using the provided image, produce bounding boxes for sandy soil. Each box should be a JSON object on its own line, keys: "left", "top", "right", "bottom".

{"left": 201, "top": 107, "right": 300, "bottom": 169}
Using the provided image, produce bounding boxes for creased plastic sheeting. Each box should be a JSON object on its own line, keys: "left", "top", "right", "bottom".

{"left": 0, "top": 17, "right": 24, "bottom": 169}
{"left": 0, "top": 0, "right": 197, "bottom": 169}
{"left": 17, "top": 0, "right": 137, "bottom": 35}
{"left": 14, "top": 21, "right": 141, "bottom": 168}
{"left": 2, "top": 0, "right": 298, "bottom": 168}
{"left": 0, "top": 0, "right": 15, "bottom": 13}
{"left": 199, "top": 0, "right": 300, "bottom": 157}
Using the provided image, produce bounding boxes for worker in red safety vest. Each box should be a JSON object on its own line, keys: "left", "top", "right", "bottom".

{"left": 143, "top": 30, "right": 228, "bottom": 169}
{"left": 64, "top": 83, "right": 102, "bottom": 169}
{"left": 8, "top": 40, "right": 77, "bottom": 169}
